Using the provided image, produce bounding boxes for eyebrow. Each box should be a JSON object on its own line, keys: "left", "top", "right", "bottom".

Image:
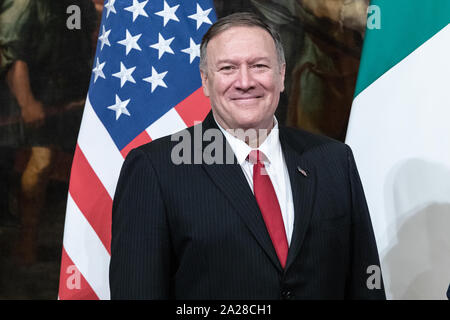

{"left": 215, "top": 57, "right": 271, "bottom": 65}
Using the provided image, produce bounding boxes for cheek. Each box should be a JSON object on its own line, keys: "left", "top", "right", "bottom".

{"left": 213, "top": 82, "right": 233, "bottom": 102}
{"left": 266, "top": 77, "right": 284, "bottom": 101}
{"left": 259, "top": 73, "right": 279, "bottom": 90}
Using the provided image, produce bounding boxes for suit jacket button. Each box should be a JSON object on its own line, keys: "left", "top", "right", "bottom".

{"left": 281, "top": 290, "right": 293, "bottom": 300}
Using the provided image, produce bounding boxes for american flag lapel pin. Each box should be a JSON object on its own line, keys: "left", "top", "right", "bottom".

{"left": 297, "top": 166, "right": 308, "bottom": 177}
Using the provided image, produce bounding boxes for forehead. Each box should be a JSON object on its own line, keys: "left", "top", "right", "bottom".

{"left": 206, "top": 26, "right": 277, "bottom": 61}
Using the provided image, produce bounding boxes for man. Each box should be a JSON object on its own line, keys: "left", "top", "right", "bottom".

{"left": 110, "top": 12, "right": 385, "bottom": 300}
{"left": 0, "top": 0, "right": 96, "bottom": 264}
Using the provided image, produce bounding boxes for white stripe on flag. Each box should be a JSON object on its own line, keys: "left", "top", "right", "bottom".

{"left": 78, "top": 97, "right": 124, "bottom": 198}
{"left": 146, "top": 108, "right": 187, "bottom": 141}
{"left": 63, "top": 193, "right": 111, "bottom": 300}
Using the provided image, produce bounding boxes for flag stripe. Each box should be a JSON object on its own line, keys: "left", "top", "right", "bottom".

{"left": 58, "top": 247, "right": 99, "bottom": 300}
{"left": 78, "top": 97, "right": 124, "bottom": 199}
{"left": 120, "top": 130, "right": 152, "bottom": 159}
{"left": 63, "top": 194, "right": 111, "bottom": 300}
{"left": 69, "top": 144, "right": 112, "bottom": 253}
{"left": 145, "top": 107, "right": 187, "bottom": 141}
{"left": 175, "top": 87, "right": 211, "bottom": 127}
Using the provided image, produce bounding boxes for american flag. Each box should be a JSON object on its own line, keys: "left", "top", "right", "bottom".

{"left": 58, "top": 0, "right": 216, "bottom": 300}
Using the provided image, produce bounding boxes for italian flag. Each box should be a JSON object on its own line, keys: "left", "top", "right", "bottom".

{"left": 346, "top": 0, "right": 450, "bottom": 299}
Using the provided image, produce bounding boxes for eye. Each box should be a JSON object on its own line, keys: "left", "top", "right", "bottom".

{"left": 219, "top": 65, "right": 235, "bottom": 71}
{"left": 252, "top": 64, "right": 268, "bottom": 70}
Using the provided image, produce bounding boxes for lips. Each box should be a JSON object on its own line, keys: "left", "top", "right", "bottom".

{"left": 230, "top": 95, "right": 263, "bottom": 101}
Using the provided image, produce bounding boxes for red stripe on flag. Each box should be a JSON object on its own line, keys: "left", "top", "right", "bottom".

{"left": 175, "top": 87, "right": 211, "bottom": 127}
{"left": 69, "top": 144, "right": 112, "bottom": 253}
{"left": 120, "top": 130, "right": 152, "bottom": 159}
{"left": 58, "top": 247, "right": 99, "bottom": 300}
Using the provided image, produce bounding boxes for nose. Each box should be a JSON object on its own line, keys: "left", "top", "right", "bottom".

{"left": 235, "top": 66, "right": 256, "bottom": 91}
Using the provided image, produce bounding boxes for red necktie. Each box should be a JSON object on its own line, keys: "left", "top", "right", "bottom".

{"left": 249, "top": 150, "right": 288, "bottom": 268}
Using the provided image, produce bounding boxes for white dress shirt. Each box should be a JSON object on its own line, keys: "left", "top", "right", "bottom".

{"left": 214, "top": 116, "right": 295, "bottom": 246}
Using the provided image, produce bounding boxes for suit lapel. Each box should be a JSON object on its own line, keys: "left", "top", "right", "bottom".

{"left": 200, "top": 113, "right": 283, "bottom": 272}
{"left": 280, "top": 128, "right": 317, "bottom": 272}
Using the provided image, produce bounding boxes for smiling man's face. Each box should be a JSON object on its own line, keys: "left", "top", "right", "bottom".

{"left": 200, "top": 25, "right": 286, "bottom": 132}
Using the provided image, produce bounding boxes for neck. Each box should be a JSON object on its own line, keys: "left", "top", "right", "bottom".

{"left": 226, "top": 122, "right": 274, "bottom": 148}
{"left": 212, "top": 113, "right": 276, "bottom": 148}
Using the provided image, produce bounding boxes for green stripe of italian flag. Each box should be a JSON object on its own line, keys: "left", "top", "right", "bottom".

{"left": 346, "top": 0, "right": 450, "bottom": 300}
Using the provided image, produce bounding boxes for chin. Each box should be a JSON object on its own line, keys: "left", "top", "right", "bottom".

{"left": 234, "top": 115, "right": 268, "bottom": 130}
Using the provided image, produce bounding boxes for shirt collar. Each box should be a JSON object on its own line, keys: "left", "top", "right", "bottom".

{"left": 214, "top": 115, "right": 280, "bottom": 165}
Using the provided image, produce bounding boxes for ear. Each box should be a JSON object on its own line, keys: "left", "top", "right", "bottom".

{"left": 279, "top": 63, "right": 286, "bottom": 93}
{"left": 200, "top": 69, "right": 210, "bottom": 97}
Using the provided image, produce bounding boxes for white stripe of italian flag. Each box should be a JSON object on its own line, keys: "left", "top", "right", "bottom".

{"left": 346, "top": 0, "right": 450, "bottom": 300}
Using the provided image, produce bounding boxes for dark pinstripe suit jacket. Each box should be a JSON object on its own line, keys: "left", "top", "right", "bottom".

{"left": 110, "top": 112, "right": 385, "bottom": 300}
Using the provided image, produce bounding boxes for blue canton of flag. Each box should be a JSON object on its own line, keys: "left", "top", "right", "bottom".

{"left": 91, "top": 0, "right": 217, "bottom": 151}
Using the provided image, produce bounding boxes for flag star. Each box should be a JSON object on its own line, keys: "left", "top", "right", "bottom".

{"left": 107, "top": 95, "right": 131, "bottom": 120}
{"left": 143, "top": 66, "right": 168, "bottom": 93}
{"left": 117, "top": 29, "right": 142, "bottom": 55}
{"left": 155, "top": 1, "right": 180, "bottom": 26}
{"left": 188, "top": 4, "right": 212, "bottom": 30}
{"left": 181, "top": 38, "right": 200, "bottom": 64}
{"left": 149, "top": 33, "right": 175, "bottom": 59}
{"left": 124, "top": 0, "right": 149, "bottom": 22}
{"left": 92, "top": 58, "right": 106, "bottom": 83}
{"left": 112, "top": 62, "right": 136, "bottom": 88}
{"left": 104, "top": 0, "right": 116, "bottom": 18}
{"left": 98, "top": 26, "right": 111, "bottom": 50}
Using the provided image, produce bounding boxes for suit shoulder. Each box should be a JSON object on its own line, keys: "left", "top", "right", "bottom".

{"left": 281, "top": 125, "right": 349, "bottom": 155}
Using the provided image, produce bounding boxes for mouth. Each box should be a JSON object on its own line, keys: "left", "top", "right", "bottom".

{"left": 230, "top": 95, "right": 263, "bottom": 101}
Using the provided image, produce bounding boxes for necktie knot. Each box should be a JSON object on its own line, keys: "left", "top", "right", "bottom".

{"left": 248, "top": 150, "right": 267, "bottom": 165}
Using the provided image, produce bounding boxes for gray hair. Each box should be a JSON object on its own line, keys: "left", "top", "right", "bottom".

{"left": 199, "top": 12, "right": 286, "bottom": 72}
